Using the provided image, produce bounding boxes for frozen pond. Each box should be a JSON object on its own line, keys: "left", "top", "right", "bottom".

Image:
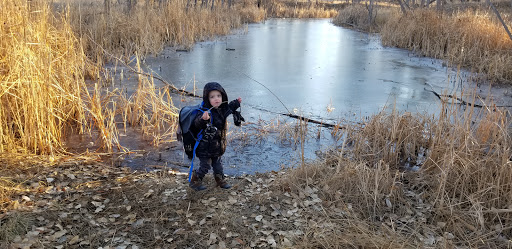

{"left": 145, "top": 18, "right": 464, "bottom": 123}
{"left": 95, "top": 18, "right": 479, "bottom": 175}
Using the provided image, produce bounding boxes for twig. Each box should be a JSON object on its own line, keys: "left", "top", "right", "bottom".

{"left": 483, "top": 208, "right": 512, "bottom": 214}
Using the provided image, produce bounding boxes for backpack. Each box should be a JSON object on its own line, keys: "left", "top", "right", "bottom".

{"left": 176, "top": 102, "right": 211, "bottom": 182}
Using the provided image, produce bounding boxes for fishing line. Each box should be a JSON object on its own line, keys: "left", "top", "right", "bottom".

{"left": 234, "top": 69, "right": 292, "bottom": 115}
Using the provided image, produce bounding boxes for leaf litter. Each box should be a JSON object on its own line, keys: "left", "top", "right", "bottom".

{"left": 0, "top": 154, "right": 510, "bottom": 249}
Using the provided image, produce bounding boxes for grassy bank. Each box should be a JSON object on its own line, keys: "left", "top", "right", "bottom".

{"left": 333, "top": 3, "right": 512, "bottom": 84}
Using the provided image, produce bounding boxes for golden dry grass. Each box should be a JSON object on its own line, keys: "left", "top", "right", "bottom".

{"left": 381, "top": 8, "right": 512, "bottom": 83}
{"left": 277, "top": 99, "right": 512, "bottom": 247}
{"left": 63, "top": 0, "right": 258, "bottom": 64}
{"left": 118, "top": 57, "right": 180, "bottom": 147}
{"left": 266, "top": 0, "right": 339, "bottom": 18}
{"left": 333, "top": 4, "right": 398, "bottom": 31}
{"left": 0, "top": 0, "right": 92, "bottom": 154}
{"left": 0, "top": 0, "right": 181, "bottom": 155}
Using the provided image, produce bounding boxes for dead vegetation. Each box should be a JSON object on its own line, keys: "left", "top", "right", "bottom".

{"left": 265, "top": 0, "right": 340, "bottom": 18}
{"left": 381, "top": 8, "right": 512, "bottom": 84}
{"left": 64, "top": 0, "right": 256, "bottom": 63}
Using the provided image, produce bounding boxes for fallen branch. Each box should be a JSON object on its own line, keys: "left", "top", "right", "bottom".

{"left": 424, "top": 83, "right": 512, "bottom": 108}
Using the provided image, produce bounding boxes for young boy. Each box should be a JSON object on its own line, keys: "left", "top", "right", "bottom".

{"left": 189, "top": 82, "right": 242, "bottom": 191}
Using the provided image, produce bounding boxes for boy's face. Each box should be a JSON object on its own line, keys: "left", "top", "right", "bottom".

{"left": 208, "top": 90, "right": 222, "bottom": 108}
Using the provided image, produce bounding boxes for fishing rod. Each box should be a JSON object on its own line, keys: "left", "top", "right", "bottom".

{"left": 234, "top": 69, "right": 292, "bottom": 115}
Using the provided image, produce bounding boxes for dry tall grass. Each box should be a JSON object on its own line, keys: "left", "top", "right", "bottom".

{"left": 278, "top": 99, "right": 512, "bottom": 247}
{"left": 0, "top": 0, "right": 181, "bottom": 154}
{"left": 62, "top": 0, "right": 261, "bottom": 64}
{"left": 381, "top": 8, "right": 512, "bottom": 83}
{"left": 0, "top": 0, "right": 91, "bottom": 154}
{"left": 332, "top": 4, "right": 398, "bottom": 31}
{"left": 119, "top": 57, "right": 180, "bottom": 147}
{"left": 266, "top": 0, "right": 339, "bottom": 18}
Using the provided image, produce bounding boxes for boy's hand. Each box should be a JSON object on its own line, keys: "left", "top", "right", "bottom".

{"left": 202, "top": 111, "right": 210, "bottom": 120}
{"left": 237, "top": 97, "right": 242, "bottom": 103}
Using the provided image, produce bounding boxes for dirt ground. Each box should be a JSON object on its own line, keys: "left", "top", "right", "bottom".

{"left": 0, "top": 153, "right": 436, "bottom": 249}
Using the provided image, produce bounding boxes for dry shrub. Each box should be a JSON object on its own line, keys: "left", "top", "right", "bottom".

{"left": 0, "top": 0, "right": 92, "bottom": 154}
{"left": 381, "top": 9, "right": 512, "bottom": 83}
{"left": 333, "top": 4, "right": 373, "bottom": 30}
{"left": 351, "top": 109, "right": 431, "bottom": 169}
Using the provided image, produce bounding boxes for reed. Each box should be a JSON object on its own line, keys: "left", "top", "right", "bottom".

{"left": 119, "top": 56, "right": 180, "bottom": 147}
{"left": 332, "top": 4, "right": 398, "bottom": 32}
{"left": 381, "top": 8, "right": 512, "bottom": 83}
{"left": 265, "top": 0, "right": 339, "bottom": 18}
{"left": 0, "top": 0, "right": 92, "bottom": 154}
{"left": 62, "top": 0, "right": 257, "bottom": 64}
{"left": 277, "top": 95, "right": 512, "bottom": 247}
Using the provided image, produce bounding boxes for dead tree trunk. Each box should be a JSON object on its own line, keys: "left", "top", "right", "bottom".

{"left": 368, "top": 0, "right": 375, "bottom": 24}
{"left": 127, "top": 0, "right": 137, "bottom": 12}
{"left": 397, "top": 0, "right": 408, "bottom": 13}
{"left": 104, "top": 0, "right": 111, "bottom": 14}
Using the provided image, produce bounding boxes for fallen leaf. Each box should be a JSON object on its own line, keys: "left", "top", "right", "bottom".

{"left": 255, "top": 215, "right": 263, "bottom": 221}
{"left": 218, "top": 241, "right": 227, "bottom": 249}
{"left": 207, "top": 233, "right": 217, "bottom": 245}
{"left": 282, "top": 237, "right": 293, "bottom": 247}
{"left": 50, "top": 230, "right": 67, "bottom": 241}
{"left": 69, "top": 235, "right": 80, "bottom": 245}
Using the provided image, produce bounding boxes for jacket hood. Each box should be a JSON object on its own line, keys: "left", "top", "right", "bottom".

{"left": 202, "top": 82, "right": 228, "bottom": 109}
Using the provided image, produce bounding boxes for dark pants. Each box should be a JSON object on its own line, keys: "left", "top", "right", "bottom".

{"left": 196, "top": 157, "right": 223, "bottom": 178}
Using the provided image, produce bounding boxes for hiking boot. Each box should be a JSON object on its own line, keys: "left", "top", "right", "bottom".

{"left": 189, "top": 172, "right": 206, "bottom": 191}
{"left": 214, "top": 174, "right": 231, "bottom": 189}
